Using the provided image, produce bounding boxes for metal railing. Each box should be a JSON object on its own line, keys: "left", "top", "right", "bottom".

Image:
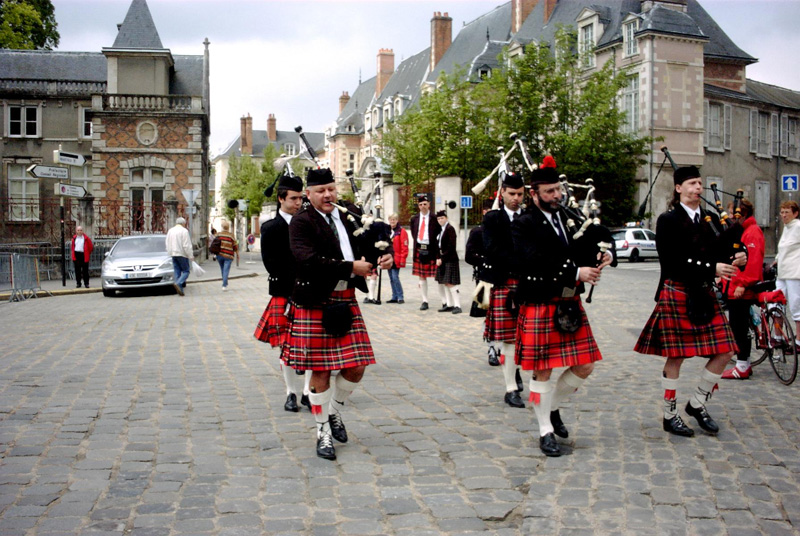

{"left": 0, "top": 253, "right": 52, "bottom": 302}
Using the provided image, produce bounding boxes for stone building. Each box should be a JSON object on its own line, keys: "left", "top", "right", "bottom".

{"left": 0, "top": 0, "right": 210, "bottom": 246}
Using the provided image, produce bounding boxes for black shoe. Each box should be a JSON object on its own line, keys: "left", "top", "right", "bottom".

{"left": 488, "top": 347, "right": 501, "bottom": 367}
{"left": 387, "top": 299, "right": 398, "bottom": 303}
{"left": 76, "top": 285, "right": 81, "bottom": 289}
{"left": 316, "top": 433, "right": 336, "bottom": 460}
{"left": 515, "top": 368, "right": 523, "bottom": 392}
{"left": 551, "top": 410, "right": 569, "bottom": 438}
{"left": 364, "top": 298, "right": 374, "bottom": 304}
{"left": 504, "top": 391, "right": 525, "bottom": 408}
{"left": 397, "top": 300, "right": 404, "bottom": 304}
{"left": 451, "top": 306, "right": 462, "bottom": 314}
{"left": 663, "top": 415, "right": 695, "bottom": 437}
{"left": 300, "top": 394, "right": 311, "bottom": 411}
{"left": 438, "top": 306, "right": 454, "bottom": 312}
{"left": 284, "top": 393, "right": 299, "bottom": 412}
{"left": 329, "top": 413, "right": 348, "bottom": 443}
{"left": 420, "top": 302, "right": 429, "bottom": 311}
{"left": 685, "top": 402, "right": 719, "bottom": 435}
{"left": 539, "top": 432, "right": 561, "bottom": 457}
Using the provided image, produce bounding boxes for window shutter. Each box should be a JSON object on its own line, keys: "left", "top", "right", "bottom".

{"left": 749, "top": 110, "right": 758, "bottom": 153}
{"left": 723, "top": 104, "right": 732, "bottom": 150}
{"left": 771, "top": 112, "right": 779, "bottom": 156}
{"left": 781, "top": 114, "right": 789, "bottom": 157}
{"left": 703, "top": 100, "right": 709, "bottom": 148}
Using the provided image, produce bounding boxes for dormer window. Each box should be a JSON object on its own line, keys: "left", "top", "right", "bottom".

{"left": 283, "top": 143, "right": 296, "bottom": 156}
{"left": 579, "top": 23, "right": 595, "bottom": 68}
{"left": 624, "top": 19, "right": 639, "bottom": 56}
{"left": 478, "top": 66, "right": 491, "bottom": 79}
{"left": 394, "top": 99, "right": 402, "bottom": 116}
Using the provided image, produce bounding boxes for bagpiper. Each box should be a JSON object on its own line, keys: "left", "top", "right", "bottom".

{"left": 409, "top": 194, "right": 441, "bottom": 310}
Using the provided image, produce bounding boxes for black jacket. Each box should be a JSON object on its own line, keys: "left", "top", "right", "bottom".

{"left": 480, "top": 208, "right": 517, "bottom": 285}
{"left": 260, "top": 214, "right": 295, "bottom": 298}
{"left": 437, "top": 223, "right": 459, "bottom": 263}
{"left": 465, "top": 226, "right": 483, "bottom": 267}
{"left": 409, "top": 212, "right": 441, "bottom": 260}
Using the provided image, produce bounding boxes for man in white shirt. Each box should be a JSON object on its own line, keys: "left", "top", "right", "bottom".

{"left": 165, "top": 217, "right": 193, "bottom": 296}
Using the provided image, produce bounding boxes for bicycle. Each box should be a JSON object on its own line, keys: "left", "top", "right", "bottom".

{"left": 746, "top": 281, "right": 797, "bottom": 385}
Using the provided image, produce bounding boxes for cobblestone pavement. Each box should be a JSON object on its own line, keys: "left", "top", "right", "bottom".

{"left": 0, "top": 258, "right": 798, "bottom": 535}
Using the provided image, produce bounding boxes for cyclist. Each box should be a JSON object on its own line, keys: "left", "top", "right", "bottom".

{"left": 775, "top": 200, "right": 800, "bottom": 351}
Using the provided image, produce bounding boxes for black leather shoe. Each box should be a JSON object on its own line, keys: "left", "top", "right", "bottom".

{"left": 397, "top": 300, "right": 404, "bottom": 304}
{"left": 300, "top": 394, "right": 311, "bottom": 411}
{"left": 539, "top": 432, "right": 561, "bottom": 457}
{"left": 329, "top": 413, "right": 348, "bottom": 443}
{"left": 420, "top": 302, "right": 429, "bottom": 311}
{"left": 451, "top": 306, "right": 462, "bottom": 314}
{"left": 663, "top": 415, "right": 695, "bottom": 437}
{"left": 284, "top": 393, "right": 299, "bottom": 412}
{"left": 364, "top": 298, "right": 374, "bottom": 304}
{"left": 551, "top": 410, "right": 569, "bottom": 438}
{"left": 515, "top": 368, "right": 523, "bottom": 392}
{"left": 685, "top": 402, "right": 719, "bottom": 435}
{"left": 316, "top": 433, "right": 336, "bottom": 460}
{"left": 488, "top": 347, "right": 500, "bottom": 367}
{"left": 438, "top": 305, "right": 454, "bottom": 312}
{"left": 387, "top": 299, "right": 398, "bottom": 303}
{"left": 504, "top": 391, "right": 525, "bottom": 408}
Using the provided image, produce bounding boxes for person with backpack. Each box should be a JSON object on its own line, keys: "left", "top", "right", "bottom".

{"left": 214, "top": 221, "right": 238, "bottom": 291}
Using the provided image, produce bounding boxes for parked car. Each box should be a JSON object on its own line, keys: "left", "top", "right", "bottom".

{"left": 101, "top": 235, "right": 174, "bottom": 296}
{"left": 611, "top": 227, "right": 658, "bottom": 262}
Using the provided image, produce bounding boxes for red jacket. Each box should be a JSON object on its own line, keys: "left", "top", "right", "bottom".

{"left": 70, "top": 234, "right": 94, "bottom": 262}
{"left": 391, "top": 226, "right": 409, "bottom": 268}
{"left": 726, "top": 216, "right": 764, "bottom": 300}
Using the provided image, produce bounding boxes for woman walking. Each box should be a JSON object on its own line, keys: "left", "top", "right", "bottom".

{"left": 217, "top": 221, "right": 238, "bottom": 290}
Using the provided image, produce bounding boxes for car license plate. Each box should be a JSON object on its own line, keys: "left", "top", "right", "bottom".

{"left": 125, "top": 272, "right": 150, "bottom": 279}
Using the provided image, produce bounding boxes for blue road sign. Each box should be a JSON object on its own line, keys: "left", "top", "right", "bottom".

{"left": 782, "top": 175, "right": 798, "bottom": 192}
{"left": 460, "top": 195, "right": 473, "bottom": 209}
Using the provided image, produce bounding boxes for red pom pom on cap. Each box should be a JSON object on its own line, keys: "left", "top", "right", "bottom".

{"left": 541, "top": 155, "right": 557, "bottom": 169}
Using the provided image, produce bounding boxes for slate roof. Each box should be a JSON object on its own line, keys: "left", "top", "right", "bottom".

{"left": 468, "top": 39, "right": 506, "bottom": 80}
{"left": 217, "top": 130, "right": 326, "bottom": 160}
{"left": 334, "top": 76, "right": 377, "bottom": 136}
{"left": 375, "top": 47, "right": 431, "bottom": 112}
{"left": 110, "top": 0, "right": 165, "bottom": 50}
{"left": 706, "top": 80, "right": 800, "bottom": 112}
{"left": 0, "top": 50, "right": 106, "bottom": 82}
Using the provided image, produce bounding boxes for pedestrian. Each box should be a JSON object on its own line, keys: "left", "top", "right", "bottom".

{"left": 281, "top": 168, "right": 393, "bottom": 460}
{"left": 481, "top": 173, "right": 525, "bottom": 407}
{"left": 466, "top": 199, "right": 496, "bottom": 361}
{"left": 255, "top": 174, "right": 310, "bottom": 412}
{"left": 635, "top": 166, "right": 745, "bottom": 438}
{"left": 721, "top": 199, "right": 765, "bottom": 379}
{"left": 70, "top": 225, "right": 93, "bottom": 288}
{"left": 216, "top": 221, "right": 238, "bottom": 291}
{"left": 387, "top": 213, "right": 409, "bottom": 304}
{"left": 435, "top": 210, "right": 462, "bottom": 314}
{"left": 409, "top": 194, "right": 441, "bottom": 310}
{"left": 512, "top": 161, "right": 612, "bottom": 457}
{"left": 774, "top": 200, "right": 800, "bottom": 349}
{"left": 166, "top": 216, "right": 193, "bottom": 296}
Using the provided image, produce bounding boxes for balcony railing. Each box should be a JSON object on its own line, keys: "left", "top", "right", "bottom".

{"left": 103, "top": 94, "right": 202, "bottom": 113}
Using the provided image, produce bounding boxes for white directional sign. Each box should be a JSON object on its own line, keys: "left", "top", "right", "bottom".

{"left": 55, "top": 150, "right": 86, "bottom": 166}
{"left": 28, "top": 164, "right": 68, "bottom": 180}
{"left": 54, "top": 183, "right": 87, "bottom": 198}
{"left": 782, "top": 174, "right": 799, "bottom": 192}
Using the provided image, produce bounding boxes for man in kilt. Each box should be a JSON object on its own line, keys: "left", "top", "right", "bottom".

{"left": 434, "top": 210, "right": 462, "bottom": 314}
{"left": 635, "top": 166, "right": 745, "bottom": 437}
{"left": 480, "top": 172, "right": 525, "bottom": 407}
{"left": 282, "top": 168, "right": 393, "bottom": 460}
{"left": 512, "top": 164, "right": 612, "bottom": 457}
{"left": 409, "top": 195, "right": 441, "bottom": 310}
{"left": 254, "top": 174, "right": 311, "bottom": 413}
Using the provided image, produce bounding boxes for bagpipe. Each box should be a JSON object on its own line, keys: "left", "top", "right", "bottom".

{"left": 472, "top": 132, "right": 534, "bottom": 210}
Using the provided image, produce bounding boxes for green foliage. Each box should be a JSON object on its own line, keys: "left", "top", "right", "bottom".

{"left": 0, "top": 0, "right": 59, "bottom": 50}
{"left": 220, "top": 144, "right": 283, "bottom": 222}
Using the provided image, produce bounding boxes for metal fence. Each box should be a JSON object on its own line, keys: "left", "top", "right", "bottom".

{"left": 0, "top": 253, "right": 52, "bottom": 302}
{"left": 0, "top": 240, "right": 116, "bottom": 281}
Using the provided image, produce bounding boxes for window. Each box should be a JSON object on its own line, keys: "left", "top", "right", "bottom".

{"left": 349, "top": 152, "right": 355, "bottom": 171}
{"left": 787, "top": 117, "right": 799, "bottom": 159}
{"left": 81, "top": 108, "right": 92, "bottom": 138}
{"left": 394, "top": 99, "right": 402, "bottom": 117}
{"left": 750, "top": 110, "right": 773, "bottom": 157}
{"left": 7, "top": 163, "right": 39, "bottom": 221}
{"left": 283, "top": 143, "right": 296, "bottom": 156}
{"left": 580, "top": 24, "right": 595, "bottom": 68}
{"left": 478, "top": 67, "right": 491, "bottom": 79}
{"left": 8, "top": 105, "right": 39, "bottom": 138}
{"left": 130, "top": 167, "right": 166, "bottom": 233}
{"left": 704, "top": 102, "right": 730, "bottom": 151}
{"left": 624, "top": 20, "right": 639, "bottom": 56}
{"left": 623, "top": 74, "right": 639, "bottom": 133}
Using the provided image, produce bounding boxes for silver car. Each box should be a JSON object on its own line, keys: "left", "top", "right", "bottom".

{"left": 611, "top": 227, "right": 658, "bottom": 262}
{"left": 101, "top": 235, "right": 174, "bottom": 297}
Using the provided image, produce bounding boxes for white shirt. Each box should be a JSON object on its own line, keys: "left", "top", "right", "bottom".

{"left": 278, "top": 209, "right": 292, "bottom": 225}
{"left": 417, "top": 213, "right": 430, "bottom": 245}
{"left": 315, "top": 207, "right": 354, "bottom": 262}
{"left": 74, "top": 235, "right": 85, "bottom": 252}
{"left": 438, "top": 221, "right": 448, "bottom": 249}
{"left": 681, "top": 202, "right": 701, "bottom": 223}
{"left": 503, "top": 206, "right": 521, "bottom": 221}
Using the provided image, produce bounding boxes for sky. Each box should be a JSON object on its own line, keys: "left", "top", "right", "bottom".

{"left": 50, "top": 0, "right": 800, "bottom": 158}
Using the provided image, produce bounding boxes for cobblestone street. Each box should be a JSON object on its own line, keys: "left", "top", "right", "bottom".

{"left": 0, "top": 259, "right": 798, "bottom": 535}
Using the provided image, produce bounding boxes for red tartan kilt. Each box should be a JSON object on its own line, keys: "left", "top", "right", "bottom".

{"left": 634, "top": 280, "right": 738, "bottom": 358}
{"left": 280, "top": 288, "right": 376, "bottom": 371}
{"left": 484, "top": 279, "right": 519, "bottom": 343}
{"left": 254, "top": 296, "right": 290, "bottom": 348}
{"left": 514, "top": 298, "right": 602, "bottom": 371}
{"left": 412, "top": 250, "right": 437, "bottom": 278}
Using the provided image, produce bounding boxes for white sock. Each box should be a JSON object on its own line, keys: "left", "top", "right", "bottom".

{"left": 552, "top": 369, "right": 585, "bottom": 411}
{"left": 662, "top": 375, "right": 679, "bottom": 419}
{"left": 689, "top": 368, "right": 721, "bottom": 409}
{"left": 419, "top": 278, "right": 429, "bottom": 302}
{"left": 367, "top": 278, "right": 376, "bottom": 300}
{"left": 282, "top": 365, "right": 297, "bottom": 396}
{"left": 302, "top": 372, "right": 311, "bottom": 397}
{"left": 735, "top": 360, "right": 750, "bottom": 372}
{"left": 501, "top": 342, "right": 517, "bottom": 392}
{"left": 308, "top": 388, "right": 333, "bottom": 436}
{"left": 444, "top": 286, "right": 454, "bottom": 307}
{"left": 438, "top": 284, "right": 448, "bottom": 306}
{"left": 529, "top": 378, "right": 555, "bottom": 437}
{"left": 451, "top": 286, "right": 461, "bottom": 308}
{"left": 330, "top": 374, "right": 359, "bottom": 416}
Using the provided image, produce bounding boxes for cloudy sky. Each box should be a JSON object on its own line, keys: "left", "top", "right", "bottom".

{"left": 50, "top": 0, "right": 800, "bottom": 158}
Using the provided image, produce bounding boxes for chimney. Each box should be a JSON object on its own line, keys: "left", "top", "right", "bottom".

{"left": 267, "top": 113, "right": 277, "bottom": 142}
{"left": 240, "top": 114, "right": 252, "bottom": 156}
{"left": 339, "top": 91, "right": 351, "bottom": 115}
{"left": 544, "top": 0, "right": 557, "bottom": 23}
{"left": 430, "top": 11, "right": 452, "bottom": 71}
{"left": 512, "top": 0, "right": 538, "bottom": 34}
{"left": 376, "top": 49, "right": 394, "bottom": 97}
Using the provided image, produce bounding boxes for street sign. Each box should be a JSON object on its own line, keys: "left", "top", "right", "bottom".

{"left": 55, "top": 150, "right": 86, "bottom": 166}
{"left": 28, "top": 164, "right": 68, "bottom": 180}
{"left": 460, "top": 195, "right": 473, "bottom": 209}
{"left": 54, "top": 183, "right": 86, "bottom": 198}
{"left": 782, "top": 174, "right": 798, "bottom": 192}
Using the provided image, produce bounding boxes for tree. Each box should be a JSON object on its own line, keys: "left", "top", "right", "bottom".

{"left": 0, "top": 0, "right": 59, "bottom": 50}
{"left": 220, "top": 144, "right": 284, "bottom": 223}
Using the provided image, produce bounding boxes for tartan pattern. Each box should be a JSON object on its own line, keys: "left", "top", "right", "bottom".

{"left": 435, "top": 260, "right": 461, "bottom": 285}
{"left": 484, "top": 279, "right": 519, "bottom": 343}
{"left": 280, "top": 288, "right": 376, "bottom": 371}
{"left": 635, "top": 280, "right": 738, "bottom": 358}
{"left": 514, "top": 298, "right": 602, "bottom": 371}
{"left": 254, "top": 296, "right": 290, "bottom": 348}
{"left": 412, "top": 250, "right": 437, "bottom": 278}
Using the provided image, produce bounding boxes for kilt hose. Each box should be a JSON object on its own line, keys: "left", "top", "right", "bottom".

{"left": 634, "top": 280, "right": 738, "bottom": 359}
{"left": 254, "top": 296, "right": 290, "bottom": 349}
{"left": 281, "top": 288, "right": 376, "bottom": 371}
{"left": 484, "top": 279, "right": 519, "bottom": 343}
{"left": 412, "top": 250, "right": 437, "bottom": 278}
{"left": 435, "top": 260, "right": 461, "bottom": 286}
{"left": 514, "top": 297, "right": 602, "bottom": 371}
